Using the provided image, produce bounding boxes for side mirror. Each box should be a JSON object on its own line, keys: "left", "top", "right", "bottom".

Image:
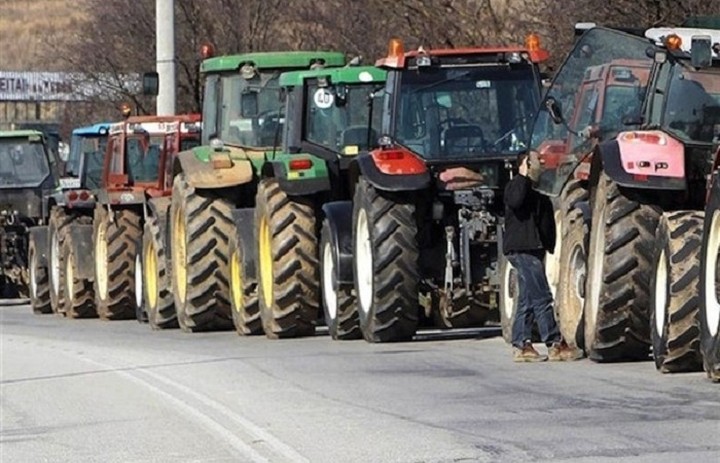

{"left": 544, "top": 97, "right": 564, "bottom": 125}
{"left": 691, "top": 36, "right": 712, "bottom": 68}
{"left": 142, "top": 72, "right": 159, "bottom": 96}
{"left": 241, "top": 91, "right": 259, "bottom": 118}
{"left": 654, "top": 50, "right": 667, "bottom": 64}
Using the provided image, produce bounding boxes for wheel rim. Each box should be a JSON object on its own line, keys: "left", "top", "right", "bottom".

{"left": 654, "top": 249, "right": 668, "bottom": 336}
{"left": 355, "top": 208, "right": 373, "bottom": 316}
{"left": 502, "top": 261, "right": 516, "bottom": 319}
{"left": 134, "top": 252, "right": 143, "bottom": 310}
{"left": 144, "top": 240, "right": 158, "bottom": 310}
{"left": 65, "top": 249, "right": 74, "bottom": 306}
{"left": 29, "top": 248, "right": 37, "bottom": 300}
{"left": 323, "top": 241, "right": 338, "bottom": 321}
{"left": 704, "top": 210, "right": 720, "bottom": 337}
{"left": 569, "top": 241, "right": 586, "bottom": 309}
{"left": 259, "top": 215, "right": 274, "bottom": 308}
{"left": 230, "top": 248, "right": 243, "bottom": 312}
{"left": 587, "top": 201, "right": 607, "bottom": 329}
{"left": 95, "top": 221, "right": 109, "bottom": 299}
{"left": 173, "top": 204, "right": 187, "bottom": 304}
{"left": 50, "top": 229, "right": 60, "bottom": 297}
{"left": 545, "top": 210, "right": 562, "bottom": 297}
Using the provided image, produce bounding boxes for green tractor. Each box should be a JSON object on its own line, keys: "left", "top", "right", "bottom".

{"left": 166, "top": 51, "right": 345, "bottom": 332}
{"left": 234, "top": 64, "right": 386, "bottom": 339}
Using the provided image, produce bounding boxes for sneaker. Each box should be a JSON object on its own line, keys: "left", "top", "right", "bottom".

{"left": 548, "top": 340, "right": 584, "bottom": 361}
{"left": 513, "top": 343, "right": 547, "bottom": 362}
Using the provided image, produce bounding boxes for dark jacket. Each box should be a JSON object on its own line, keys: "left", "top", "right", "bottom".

{"left": 503, "top": 175, "right": 556, "bottom": 255}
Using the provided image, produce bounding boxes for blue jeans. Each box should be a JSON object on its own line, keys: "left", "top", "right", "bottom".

{"left": 507, "top": 252, "right": 561, "bottom": 348}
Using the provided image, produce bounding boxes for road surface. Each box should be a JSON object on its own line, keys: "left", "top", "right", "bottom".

{"left": 1, "top": 305, "right": 718, "bottom": 462}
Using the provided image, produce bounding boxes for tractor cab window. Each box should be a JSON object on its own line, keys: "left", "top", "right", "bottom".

{"left": 394, "top": 66, "right": 538, "bottom": 159}
{"left": 529, "top": 28, "right": 652, "bottom": 196}
{"left": 68, "top": 134, "right": 107, "bottom": 178}
{"left": 305, "top": 83, "right": 382, "bottom": 154}
{"left": 220, "top": 72, "right": 284, "bottom": 149}
{"left": 0, "top": 138, "right": 50, "bottom": 187}
{"left": 126, "top": 134, "right": 164, "bottom": 183}
{"left": 663, "top": 65, "right": 720, "bottom": 144}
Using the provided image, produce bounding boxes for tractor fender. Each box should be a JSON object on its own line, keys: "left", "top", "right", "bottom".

{"left": 66, "top": 223, "right": 94, "bottom": 279}
{"left": 29, "top": 226, "right": 49, "bottom": 267}
{"left": 231, "top": 208, "right": 256, "bottom": 280}
{"left": 321, "top": 201, "right": 354, "bottom": 285}
{"left": 176, "top": 150, "right": 253, "bottom": 189}
{"left": 146, "top": 197, "right": 171, "bottom": 223}
{"left": 600, "top": 133, "right": 686, "bottom": 190}
{"left": 267, "top": 159, "right": 330, "bottom": 196}
{"left": 357, "top": 152, "right": 430, "bottom": 192}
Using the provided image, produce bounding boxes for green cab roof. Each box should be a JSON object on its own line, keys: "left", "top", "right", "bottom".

{"left": 279, "top": 65, "right": 387, "bottom": 87}
{"left": 0, "top": 130, "right": 44, "bottom": 139}
{"left": 201, "top": 51, "right": 346, "bottom": 74}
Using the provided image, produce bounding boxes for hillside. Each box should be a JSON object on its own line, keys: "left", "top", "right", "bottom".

{"left": 0, "top": 0, "right": 89, "bottom": 71}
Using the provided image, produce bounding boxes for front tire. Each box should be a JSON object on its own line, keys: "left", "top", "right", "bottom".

{"left": 256, "top": 179, "right": 319, "bottom": 339}
{"left": 584, "top": 173, "right": 660, "bottom": 361}
{"left": 229, "top": 229, "right": 261, "bottom": 335}
{"left": 28, "top": 233, "right": 51, "bottom": 314}
{"left": 48, "top": 208, "right": 73, "bottom": 314}
{"left": 62, "top": 230, "right": 96, "bottom": 319}
{"left": 321, "top": 219, "right": 359, "bottom": 340}
{"left": 143, "top": 215, "right": 177, "bottom": 329}
{"left": 650, "top": 211, "right": 703, "bottom": 373}
{"left": 498, "top": 251, "right": 518, "bottom": 343}
{"left": 352, "top": 178, "right": 419, "bottom": 342}
{"left": 556, "top": 206, "right": 587, "bottom": 350}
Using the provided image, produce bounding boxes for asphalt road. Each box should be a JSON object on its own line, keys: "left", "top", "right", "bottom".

{"left": 1, "top": 304, "right": 718, "bottom": 463}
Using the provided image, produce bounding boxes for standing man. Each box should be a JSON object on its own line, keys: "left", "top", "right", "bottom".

{"left": 503, "top": 151, "right": 582, "bottom": 362}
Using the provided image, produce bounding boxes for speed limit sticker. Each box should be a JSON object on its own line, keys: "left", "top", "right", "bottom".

{"left": 313, "top": 88, "right": 334, "bottom": 109}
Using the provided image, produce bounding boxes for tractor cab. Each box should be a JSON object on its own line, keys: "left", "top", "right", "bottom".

{"left": 373, "top": 37, "right": 547, "bottom": 189}
{"left": 66, "top": 123, "right": 111, "bottom": 191}
{"left": 0, "top": 131, "right": 55, "bottom": 192}
{"left": 197, "top": 51, "right": 346, "bottom": 158}
{"left": 531, "top": 26, "right": 720, "bottom": 203}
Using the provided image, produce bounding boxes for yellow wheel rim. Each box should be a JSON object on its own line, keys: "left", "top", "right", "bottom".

{"left": 145, "top": 240, "right": 158, "bottom": 310}
{"left": 173, "top": 205, "right": 187, "bottom": 304}
{"left": 95, "top": 221, "right": 108, "bottom": 299}
{"left": 259, "top": 215, "right": 274, "bottom": 308}
{"left": 231, "top": 249, "right": 243, "bottom": 312}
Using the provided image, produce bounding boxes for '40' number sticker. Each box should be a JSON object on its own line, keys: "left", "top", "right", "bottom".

{"left": 313, "top": 88, "right": 334, "bottom": 109}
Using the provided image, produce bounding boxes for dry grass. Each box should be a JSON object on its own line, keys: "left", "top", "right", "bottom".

{"left": 0, "top": 0, "right": 90, "bottom": 71}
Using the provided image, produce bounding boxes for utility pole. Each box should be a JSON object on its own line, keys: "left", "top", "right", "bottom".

{"left": 156, "top": 0, "right": 176, "bottom": 115}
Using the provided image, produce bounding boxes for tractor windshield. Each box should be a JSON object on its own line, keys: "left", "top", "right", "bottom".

{"left": 529, "top": 28, "right": 652, "bottom": 196}
{"left": 305, "top": 83, "right": 382, "bottom": 154}
{"left": 68, "top": 134, "right": 107, "bottom": 178}
{"left": 0, "top": 138, "right": 50, "bottom": 188}
{"left": 127, "top": 134, "right": 165, "bottom": 183}
{"left": 662, "top": 65, "right": 720, "bottom": 145}
{"left": 220, "top": 72, "right": 283, "bottom": 149}
{"left": 393, "top": 66, "right": 538, "bottom": 160}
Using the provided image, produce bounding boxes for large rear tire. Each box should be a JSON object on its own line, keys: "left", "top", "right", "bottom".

{"left": 143, "top": 215, "right": 177, "bottom": 329}
{"left": 700, "top": 185, "right": 720, "bottom": 382}
{"left": 62, "top": 230, "right": 96, "bottom": 319}
{"left": 256, "top": 179, "right": 319, "bottom": 339}
{"left": 650, "top": 211, "right": 703, "bottom": 373}
{"left": 170, "top": 174, "right": 233, "bottom": 332}
{"left": 48, "top": 208, "right": 73, "bottom": 314}
{"left": 353, "top": 178, "right": 419, "bottom": 343}
{"left": 28, "top": 233, "right": 51, "bottom": 314}
{"left": 321, "top": 219, "right": 360, "bottom": 340}
{"left": 556, "top": 206, "right": 588, "bottom": 350}
{"left": 584, "top": 172, "right": 660, "bottom": 362}
{"left": 229, "top": 229, "right": 261, "bottom": 335}
{"left": 93, "top": 207, "right": 142, "bottom": 320}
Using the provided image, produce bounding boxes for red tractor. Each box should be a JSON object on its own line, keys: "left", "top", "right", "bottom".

{"left": 61, "top": 115, "right": 200, "bottom": 322}
{"left": 321, "top": 37, "right": 548, "bottom": 342}
{"left": 530, "top": 25, "right": 720, "bottom": 373}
